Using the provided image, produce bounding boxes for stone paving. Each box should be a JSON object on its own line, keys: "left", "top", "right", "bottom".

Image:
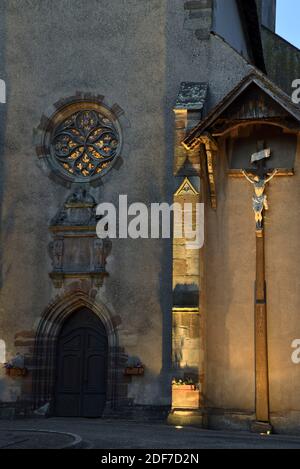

{"left": 0, "top": 428, "right": 80, "bottom": 449}
{"left": 1, "top": 418, "right": 300, "bottom": 449}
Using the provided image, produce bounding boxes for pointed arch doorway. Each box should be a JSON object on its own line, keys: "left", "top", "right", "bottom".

{"left": 54, "top": 308, "right": 108, "bottom": 417}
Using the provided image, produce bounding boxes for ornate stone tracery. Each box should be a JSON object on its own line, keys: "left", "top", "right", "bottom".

{"left": 52, "top": 109, "right": 120, "bottom": 179}
{"left": 35, "top": 95, "right": 127, "bottom": 186}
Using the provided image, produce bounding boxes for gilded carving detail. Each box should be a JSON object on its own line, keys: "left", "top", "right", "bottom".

{"left": 51, "top": 109, "right": 120, "bottom": 178}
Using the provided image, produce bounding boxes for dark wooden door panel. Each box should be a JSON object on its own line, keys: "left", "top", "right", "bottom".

{"left": 84, "top": 354, "right": 107, "bottom": 390}
{"left": 82, "top": 393, "right": 106, "bottom": 418}
{"left": 58, "top": 353, "right": 81, "bottom": 392}
{"left": 86, "top": 331, "right": 107, "bottom": 352}
{"left": 62, "top": 333, "right": 82, "bottom": 350}
{"left": 54, "top": 309, "right": 108, "bottom": 417}
{"left": 55, "top": 393, "right": 81, "bottom": 417}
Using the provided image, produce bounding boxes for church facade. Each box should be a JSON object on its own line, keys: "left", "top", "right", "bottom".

{"left": 1, "top": 0, "right": 300, "bottom": 434}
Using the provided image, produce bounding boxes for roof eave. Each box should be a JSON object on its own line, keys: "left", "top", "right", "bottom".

{"left": 183, "top": 71, "right": 300, "bottom": 150}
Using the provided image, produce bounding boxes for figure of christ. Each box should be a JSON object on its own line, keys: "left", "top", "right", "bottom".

{"left": 242, "top": 169, "right": 278, "bottom": 231}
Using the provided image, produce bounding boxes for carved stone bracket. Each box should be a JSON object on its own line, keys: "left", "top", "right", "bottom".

{"left": 48, "top": 187, "right": 111, "bottom": 288}
{"left": 199, "top": 132, "right": 218, "bottom": 210}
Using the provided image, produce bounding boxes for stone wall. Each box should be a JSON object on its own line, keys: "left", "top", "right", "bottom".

{"left": 204, "top": 129, "right": 300, "bottom": 434}
{"left": 213, "top": 0, "right": 250, "bottom": 60}
{"left": 0, "top": 0, "right": 251, "bottom": 415}
{"left": 256, "top": 0, "right": 276, "bottom": 31}
{"left": 262, "top": 26, "right": 300, "bottom": 95}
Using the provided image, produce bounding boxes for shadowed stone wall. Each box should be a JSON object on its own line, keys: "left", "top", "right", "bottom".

{"left": 262, "top": 26, "right": 300, "bottom": 95}
{"left": 0, "top": 0, "right": 253, "bottom": 416}
{"left": 256, "top": 0, "right": 276, "bottom": 31}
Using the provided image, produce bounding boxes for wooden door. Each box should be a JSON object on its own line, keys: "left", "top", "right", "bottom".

{"left": 54, "top": 308, "right": 108, "bottom": 417}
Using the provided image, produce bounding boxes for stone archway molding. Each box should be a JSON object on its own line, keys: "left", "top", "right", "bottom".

{"left": 33, "top": 290, "right": 119, "bottom": 415}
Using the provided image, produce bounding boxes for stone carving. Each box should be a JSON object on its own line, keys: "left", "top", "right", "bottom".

{"left": 51, "top": 187, "right": 97, "bottom": 227}
{"left": 51, "top": 109, "right": 120, "bottom": 179}
{"left": 49, "top": 187, "right": 111, "bottom": 288}
{"left": 94, "top": 239, "right": 111, "bottom": 272}
{"left": 175, "top": 82, "right": 208, "bottom": 110}
{"left": 174, "top": 177, "right": 199, "bottom": 197}
{"left": 48, "top": 238, "right": 64, "bottom": 271}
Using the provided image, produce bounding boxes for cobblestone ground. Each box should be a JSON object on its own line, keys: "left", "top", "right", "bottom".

{"left": 1, "top": 419, "right": 300, "bottom": 449}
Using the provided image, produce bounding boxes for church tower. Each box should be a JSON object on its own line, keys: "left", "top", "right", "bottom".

{"left": 256, "top": 0, "right": 277, "bottom": 31}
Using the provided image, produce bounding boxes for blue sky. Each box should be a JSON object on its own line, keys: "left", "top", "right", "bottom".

{"left": 276, "top": 0, "right": 300, "bottom": 49}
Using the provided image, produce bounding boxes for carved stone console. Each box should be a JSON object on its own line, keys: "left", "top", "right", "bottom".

{"left": 48, "top": 187, "right": 111, "bottom": 288}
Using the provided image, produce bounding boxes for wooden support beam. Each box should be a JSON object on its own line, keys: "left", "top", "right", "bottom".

{"left": 198, "top": 133, "right": 218, "bottom": 210}
{"left": 254, "top": 231, "right": 271, "bottom": 427}
{"left": 206, "top": 149, "right": 217, "bottom": 210}
{"left": 228, "top": 169, "right": 294, "bottom": 178}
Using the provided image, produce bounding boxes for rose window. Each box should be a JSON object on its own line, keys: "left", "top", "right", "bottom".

{"left": 51, "top": 109, "right": 120, "bottom": 179}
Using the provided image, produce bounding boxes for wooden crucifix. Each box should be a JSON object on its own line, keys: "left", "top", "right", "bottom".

{"left": 242, "top": 142, "right": 278, "bottom": 433}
